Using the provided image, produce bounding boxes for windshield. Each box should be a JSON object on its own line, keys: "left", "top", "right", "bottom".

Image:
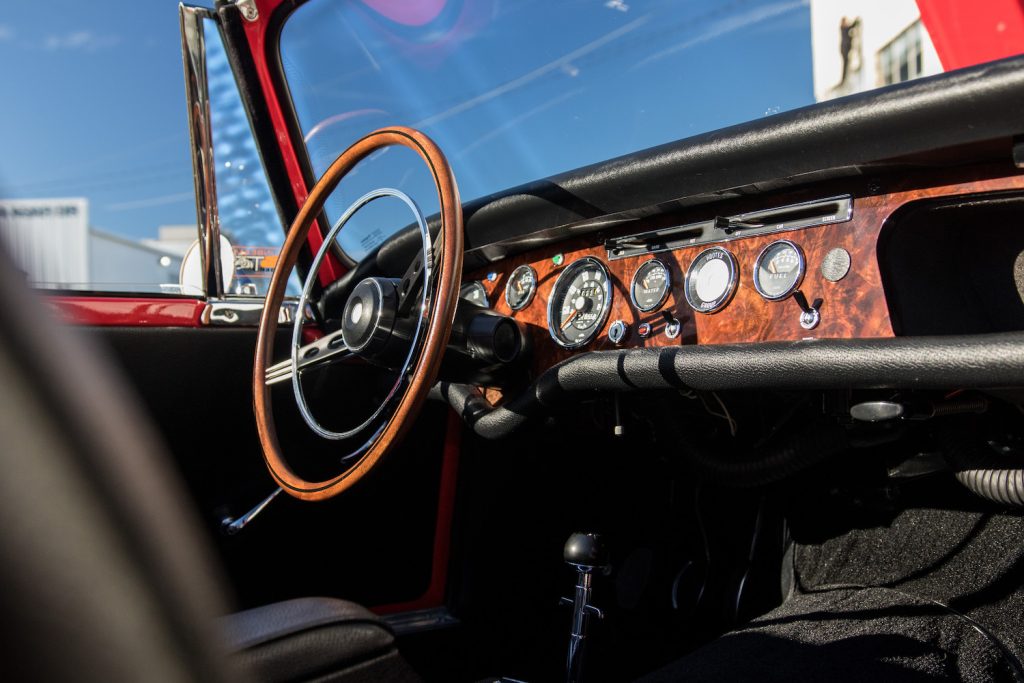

{"left": 280, "top": 0, "right": 949, "bottom": 261}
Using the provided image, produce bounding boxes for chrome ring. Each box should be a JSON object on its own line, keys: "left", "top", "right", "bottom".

{"left": 291, "top": 188, "right": 432, "bottom": 455}
{"left": 683, "top": 246, "right": 738, "bottom": 314}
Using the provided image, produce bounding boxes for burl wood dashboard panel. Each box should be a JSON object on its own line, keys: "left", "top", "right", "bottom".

{"left": 467, "top": 166, "right": 1024, "bottom": 374}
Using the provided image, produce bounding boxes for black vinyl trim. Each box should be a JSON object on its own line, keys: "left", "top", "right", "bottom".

{"left": 436, "top": 332, "right": 1024, "bottom": 439}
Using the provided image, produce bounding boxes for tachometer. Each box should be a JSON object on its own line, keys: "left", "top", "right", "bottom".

{"left": 753, "top": 240, "right": 805, "bottom": 301}
{"left": 684, "top": 247, "right": 738, "bottom": 314}
{"left": 630, "top": 258, "right": 671, "bottom": 312}
{"left": 547, "top": 256, "right": 612, "bottom": 349}
{"left": 505, "top": 264, "right": 537, "bottom": 311}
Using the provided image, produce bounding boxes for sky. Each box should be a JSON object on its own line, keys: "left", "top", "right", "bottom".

{"left": 0, "top": 3, "right": 199, "bottom": 240}
{"left": 0, "top": 0, "right": 814, "bottom": 252}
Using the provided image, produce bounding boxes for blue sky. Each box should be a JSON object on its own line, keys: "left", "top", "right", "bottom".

{"left": 0, "top": 0, "right": 814, "bottom": 249}
{"left": 0, "top": 3, "right": 196, "bottom": 239}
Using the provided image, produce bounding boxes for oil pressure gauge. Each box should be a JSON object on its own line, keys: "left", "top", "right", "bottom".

{"left": 684, "top": 247, "right": 738, "bottom": 314}
{"left": 505, "top": 265, "right": 537, "bottom": 310}
{"left": 753, "top": 240, "right": 805, "bottom": 301}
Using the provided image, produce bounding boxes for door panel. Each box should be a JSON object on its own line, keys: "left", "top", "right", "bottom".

{"left": 83, "top": 325, "right": 449, "bottom": 610}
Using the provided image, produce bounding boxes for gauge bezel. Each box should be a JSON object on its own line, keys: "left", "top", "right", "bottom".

{"left": 752, "top": 239, "right": 805, "bottom": 301}
{"left": 546, "top": 256, "right": 613, "bottom": 349}
{"left": 459, "top": 280, "right": 490, "bottom": 308}
{"left": 629, "top": 258, "right": 671, "bottom": 312}
{"left": 504, "top": 264, "right": 538, "bottom": 311}
{"left": 683, "top": 246, "right": 739, "bottom": 314}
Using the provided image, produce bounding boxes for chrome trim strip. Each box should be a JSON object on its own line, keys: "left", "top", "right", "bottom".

{"left": 180, "top": 4, "right": 223, "bottom": 298}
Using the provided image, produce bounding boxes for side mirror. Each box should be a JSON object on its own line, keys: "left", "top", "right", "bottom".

{"left": 179, "top": 236, "right": 235, "bottom": 297}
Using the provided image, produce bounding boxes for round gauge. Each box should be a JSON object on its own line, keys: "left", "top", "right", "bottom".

{"left": 753, "top": 240, "right": 805, "bottom": 301}
{"left": 505, "top": 265, "right": 538, "bottom": 311}
{"left": 547, "top": 256, "right": 612, "bottom": 349}
{"left": 459, "top": 281, "right": 489, "bottom": 307}
{"left": 630, "top": 259, "right": 671, "bottom": 312}
{"left": 684, "top": 247, "right": 738, "bottom": 314}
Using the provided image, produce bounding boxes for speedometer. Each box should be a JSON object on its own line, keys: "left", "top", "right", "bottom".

{"left": 547, "top": 256, "right": 612, "bottom": 349}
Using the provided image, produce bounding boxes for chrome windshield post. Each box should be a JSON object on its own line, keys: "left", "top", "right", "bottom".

{"left": 180, "top": 4, "right": 224, "bottom": 299}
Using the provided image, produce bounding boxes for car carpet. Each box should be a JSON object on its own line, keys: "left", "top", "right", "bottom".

{"left": 640, "top": 506, "right": 1024, "bottom": 682}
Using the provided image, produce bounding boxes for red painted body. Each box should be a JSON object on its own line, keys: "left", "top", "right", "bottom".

{"left": 374, "top": 410, "right": 462, "bottom": 615}
{"left": 917, "top": 0, "right": 1024, "bottom": 70}
{"left": 242, "top": 0, "right": 342, "bottom": 287}
{"left": 47, "top": 296, "right": 204, "bottom": 327}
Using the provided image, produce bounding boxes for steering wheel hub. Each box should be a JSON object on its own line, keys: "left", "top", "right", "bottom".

{"left": 342, "top": 277, "right": 397, "bottom": 357}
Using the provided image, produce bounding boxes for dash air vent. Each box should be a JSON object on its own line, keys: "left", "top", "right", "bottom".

{"left": 605, "top": 195, "right": 852, "bottom": 260}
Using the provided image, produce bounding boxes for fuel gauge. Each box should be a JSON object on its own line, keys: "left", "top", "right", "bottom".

{"left": 753, "top": 240, "right": 805, "bottom": 301}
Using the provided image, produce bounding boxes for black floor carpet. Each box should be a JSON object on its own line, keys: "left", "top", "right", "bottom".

{"left": 641, "top": 505, "right": 1024, "bottom": 682}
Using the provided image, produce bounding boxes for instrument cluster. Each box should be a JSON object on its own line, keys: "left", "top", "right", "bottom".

{"left": 462, "top": 238, "right": 819, "bottom": 350}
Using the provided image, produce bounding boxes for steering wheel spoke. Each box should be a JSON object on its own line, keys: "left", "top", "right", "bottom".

{"left": 264, "top": 330, "right": 351, "bottom": 386}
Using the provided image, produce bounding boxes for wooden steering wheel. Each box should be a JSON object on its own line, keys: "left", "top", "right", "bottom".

{"left": 253, "top": 127, "right": 462, "bottom": 501}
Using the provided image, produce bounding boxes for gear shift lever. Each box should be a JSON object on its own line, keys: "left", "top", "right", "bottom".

{"left": 561, "top": 532, "right": 607, "bottom": 683}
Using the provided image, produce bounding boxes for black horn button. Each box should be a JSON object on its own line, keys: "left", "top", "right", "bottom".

{"left": 341, "top": 277, "right": 398, "bottom": 357}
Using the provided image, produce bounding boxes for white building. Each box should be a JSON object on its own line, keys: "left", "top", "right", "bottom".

{"left": 810, "top": 0, "right": 944, "bottom": 102}
{"left": 0, "top": 198, "right": 191, "bottom": 293}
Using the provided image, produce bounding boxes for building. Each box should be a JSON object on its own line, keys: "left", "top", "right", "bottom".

{"left": 0, "top": 198, "right": 189, "bottom": 293}
{"left": 810, "top": 0, "right": 944, "bottom": 102}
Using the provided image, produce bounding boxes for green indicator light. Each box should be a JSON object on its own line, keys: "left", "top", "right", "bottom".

{"left": 552, "top": 253, "right": 564, "bottom": 266}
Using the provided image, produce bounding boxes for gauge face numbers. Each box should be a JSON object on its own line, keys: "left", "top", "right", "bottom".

{"left": 547, "top": 257, "right": 612, "bottom": 349}
{"left": 459, "top": 281, "right": 490, "bottom": 307}
{"left": 505, "top": 265, "right": 537, "bottom": 310}
{"left": 684, "top": 247, "right": 738, "bottom": 314}
{"left": 630, "top": 259, "right": 671, "bottom": 312}
{"left": 753, "top": 240, "right": 805, "bottom": 301}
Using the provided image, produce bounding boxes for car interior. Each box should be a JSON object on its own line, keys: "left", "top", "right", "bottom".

{"left": 3, "top": 1, "right": 1024, "bottom": 682}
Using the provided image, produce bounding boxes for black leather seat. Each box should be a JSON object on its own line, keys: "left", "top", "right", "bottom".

{"left": 222, "top": 598, "right": 418, "bottom": 682}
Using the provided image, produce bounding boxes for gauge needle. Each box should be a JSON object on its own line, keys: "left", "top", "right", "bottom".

{"left": 560, "top": 309, "right": 580, "bottom": 330}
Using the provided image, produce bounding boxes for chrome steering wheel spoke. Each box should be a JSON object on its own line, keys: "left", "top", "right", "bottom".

{"left": 264, "top": 330, "right": 351, "bottom": 386}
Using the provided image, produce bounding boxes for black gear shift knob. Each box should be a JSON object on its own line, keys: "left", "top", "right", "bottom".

{"left": 564, "top": 532, "right": 607, "bottom": 568}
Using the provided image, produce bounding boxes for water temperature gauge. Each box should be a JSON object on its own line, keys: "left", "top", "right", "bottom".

{"left": 630, "top": 258, "right": 671, "bottom": 312}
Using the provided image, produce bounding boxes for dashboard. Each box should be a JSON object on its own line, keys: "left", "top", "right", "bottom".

{"left": 463, "top": 164, "right": 1024, "bottom": 377}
